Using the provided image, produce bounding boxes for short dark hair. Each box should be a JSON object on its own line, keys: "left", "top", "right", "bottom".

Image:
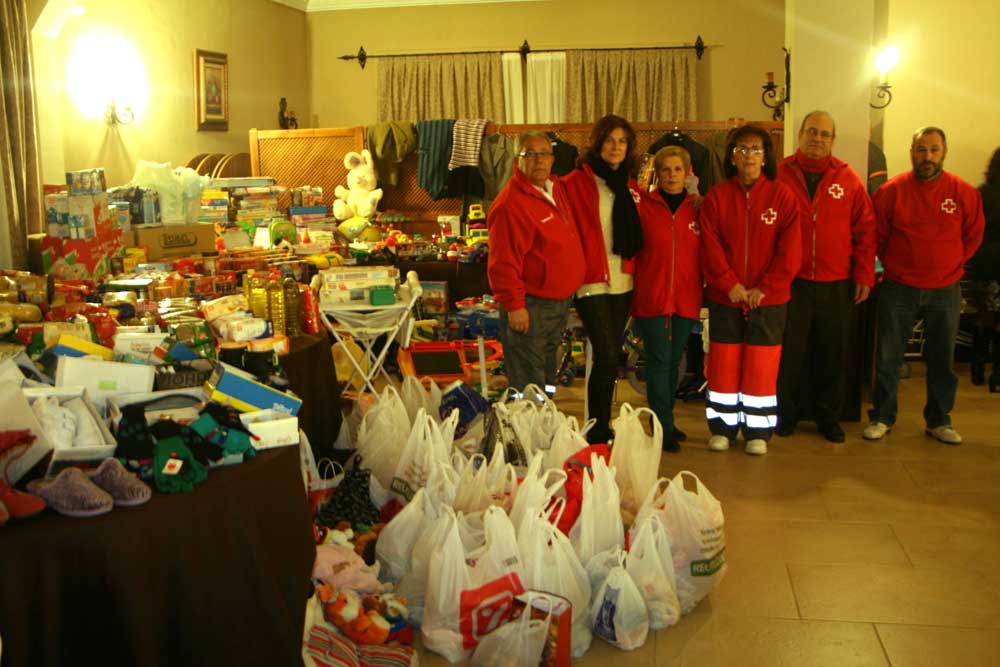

{"left": 912, "top": 126, "right": 947, "bottom": 147}
{"left": 580, "top": 114, "right": 639, "bottom": 178}
{"left": 724, "top": 124, "right": 778, "bottom": 180}
{"left": 986, "top": 147, "right": 1000, "bottom": 185}
{"left": 798, "top": 110, "right": 836, "bottom": 137}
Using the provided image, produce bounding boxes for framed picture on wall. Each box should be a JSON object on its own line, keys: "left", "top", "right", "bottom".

{"left": 194, "top": 49, "right": 228, "bottom": 131}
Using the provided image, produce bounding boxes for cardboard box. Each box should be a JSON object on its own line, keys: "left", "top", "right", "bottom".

{"left": 20, "top": 386, "right": 117, "bottom": 479}
{"left": 0, "top": 383, "right": 54, "bottom": 483}
{"left": 55, "top": 356, "right": 156, "bottom": 409}
{"left": 50, "top": 334, "right": 114, "bottom": 361}
{"left": 65, "top": 167, "right": 107, "bottom": 195}
{"left": 45, "top": 193, "right": 69, "bottom": 239}
{"left": 205, "top": 362, "right": 302, "bottom": 415}
{"left": 113, "top": 331, "right": 170, "bottom": 364}
{"left": 132, "top": 222, "right": 217, "bottom": 260}
{"left": 107, "top": 388, "right": 207, "bottom": 431}
{"left": 31, "top": 226, "right": 124, "bottom": 281}
{"left": 240, "top": 409, "right": 300, "bottom": 449}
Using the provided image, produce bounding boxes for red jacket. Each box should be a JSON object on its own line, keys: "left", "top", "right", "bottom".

{"left": 560, "top": 163, "right": 639, "bottom": 284}
{"left": 777, "top": 152, "right": 876, "bottom": 287}
{"left": 487, "top": 167, "right": 585, "bottom": 311}
{"left": 873, "top": 170, "right": 985, "bottom": 289}
{"left": 631, "top": 190, "right": 702, "bottom": 319}
{"left": 700, "top": 176, "right": 801, "bottom": 307}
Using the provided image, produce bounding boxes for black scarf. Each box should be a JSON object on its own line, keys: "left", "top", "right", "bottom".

{"left": 590, "top": 159, "right": 643, "bottom": 258}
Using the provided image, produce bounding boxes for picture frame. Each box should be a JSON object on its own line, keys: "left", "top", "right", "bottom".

{"left": 194, "top": 49, "right": 228, "bottom": 131}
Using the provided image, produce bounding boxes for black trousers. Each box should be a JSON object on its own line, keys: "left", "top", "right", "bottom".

{"left": 777, "top": 278, "right": 853, "bottom": 426}
{"left": 575, "top": 291, "right": 632, "bottom": 443}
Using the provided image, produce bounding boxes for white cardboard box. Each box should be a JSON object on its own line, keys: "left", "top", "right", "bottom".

{"left": 55, "top": 356, "right": 156, "bottom": 410}
{"left": 21, "top": 386, "right": 117, "bottom": 479}
{"left": 239, "top": 409, "right": 300, "bottom": 450}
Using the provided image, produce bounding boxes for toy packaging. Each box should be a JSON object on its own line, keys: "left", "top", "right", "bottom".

{"left": 65, "top": 167, "right": 107, "bottom": 196}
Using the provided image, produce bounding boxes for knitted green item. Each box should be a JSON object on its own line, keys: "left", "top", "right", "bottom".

{"left": 153, "top": 436, "right": 208, "bottom": 494}
{"left": 188, "top": 413, "right": 255, "bottom": 458}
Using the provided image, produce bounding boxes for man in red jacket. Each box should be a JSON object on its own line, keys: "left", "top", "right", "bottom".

{"left": 865, "top": 127, "right": 985, "bottom": 444}
{"left": 488, "top": 132, "right": 585, "bottom": 393}
{"left": 776, "top": 111, "right": 876, "bottom": 442}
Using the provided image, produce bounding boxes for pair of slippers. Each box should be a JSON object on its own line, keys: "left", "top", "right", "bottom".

{"left": 27, "top": 458, "right": 152, "bottom": 518}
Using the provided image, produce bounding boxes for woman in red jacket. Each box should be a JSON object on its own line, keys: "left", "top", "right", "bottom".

{"left": 633, "top": 146, "right": 702, "bottom": 451}
{"left": 699, "top": 125, "right": 800, "bottom": 455}
{"left": 561, "top": 115, "right": 644, "bottom": 444}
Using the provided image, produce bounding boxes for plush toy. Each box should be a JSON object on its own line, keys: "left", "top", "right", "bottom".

{"left": 333, "top": 150, "right": 383, "bottom": 221}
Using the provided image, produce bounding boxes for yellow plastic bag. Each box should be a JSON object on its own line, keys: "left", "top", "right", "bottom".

{"left": 331, "top": 338, "right": 368, "bottom": 392}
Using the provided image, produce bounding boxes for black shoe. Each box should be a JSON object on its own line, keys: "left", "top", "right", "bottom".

{"left": 662, "top": 431, "right": 681, "bottom": 453}
{"left": 990, "top": 376, "right": 1000, "bottom": 393}
{"left": 776, "top": 420, "right": 796, "bottom": 437}
{"left": 972, "top": 363, "right": 986, "bottom": 386}
{"left": 818, "top": 421, "right": 846, "bottom": 443}
{"left": 671, "top": 427, "right": 687, "bottom": 442}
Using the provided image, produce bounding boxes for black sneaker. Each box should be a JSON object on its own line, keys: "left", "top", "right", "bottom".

{"left": 662, "top": 431, "right": 681, "bottom": 453}
{"left": 776, "top": 420, "right": 796, "bottom": 437}
{"left": 671, "top": 427, "right": 687, "bottom": 442}
{"left": 818, "top": 421, "right": 846, "bottom": 443}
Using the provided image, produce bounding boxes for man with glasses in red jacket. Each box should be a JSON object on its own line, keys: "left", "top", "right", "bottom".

{"left": 776, "top": 111, "right": 876, "bottom": 443}
{"left": 488, "top": 132, "right": 585, "bottom": 394}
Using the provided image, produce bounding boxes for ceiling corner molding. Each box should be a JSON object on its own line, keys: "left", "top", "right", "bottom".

{"left": 271, "top": 0, "right": 309, "bottom": 11}
{"left": 305, "top": 0, "right": 541, "bottom": 12}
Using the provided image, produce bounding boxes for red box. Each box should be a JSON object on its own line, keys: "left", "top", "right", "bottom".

{"left": 31, "top": 226, "right": 124, "bottom": 282}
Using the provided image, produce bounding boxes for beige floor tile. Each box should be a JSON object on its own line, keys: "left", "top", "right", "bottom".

{"left": 718, "top": 491, "right": 831, "bottom": 522}
{"left": 889, "top": 521, "right": 1000, "bottom": 583}
{"left": 903, "top": 459, "right": 1000, "bottom": 493}
{"left": 821, "top": 484, "right": 992, "bottom": 527}
{"left": 702, "top": 557, "right": 800, "bottom": 619}
{"left": 656, "top": 614, "right": 888, "bottom": 667}
{"left": 789, "top": 563, "right": 1000, "bottom": 628}
{"left": 571, "top": 632, "right": 657, "bottom": 667}
{"left": 875, "top": 624, "right": 1000, "bottom": 667}
{"left": 726, "top": 520, "right": 911, "bottom": 565}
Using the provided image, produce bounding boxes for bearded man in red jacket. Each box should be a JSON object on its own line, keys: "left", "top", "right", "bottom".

{"left": 775, "top": 111, "right": 876, "bottom": 443}
{"left": 865, "top": 127, "right": 984, "bottom": 444}
{"left": 488, "top": 132, "right": 585, "bottom": 394}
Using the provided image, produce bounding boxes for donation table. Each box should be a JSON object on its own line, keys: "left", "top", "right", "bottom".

{"left": 0, "top": 446, "right": 315, "bottom": 667}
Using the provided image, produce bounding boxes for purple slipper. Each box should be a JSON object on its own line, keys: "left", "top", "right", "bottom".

{"left": 87, "top": 458, "right": 152, "bottom": 507}
{"left": 27, "top": 468, "right": 113, "bottom": 518}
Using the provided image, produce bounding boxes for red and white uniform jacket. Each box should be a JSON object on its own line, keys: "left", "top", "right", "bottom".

{"left": 560, "top": 163, "right": 640, "bottom": 283}
{"left": 487, "top": 167, "right": 585, "bottom": 311}
{"left": 631, "top": 190, "right": 702, "bottom": 320}
{"left": 699, "top": 176, "right": 801, "bottom": 307}
{"left": 873, "top": 170, "right": 985, "bottom": 289}
{"left": 777, "top": 152, "right": 876, "bottom": 287}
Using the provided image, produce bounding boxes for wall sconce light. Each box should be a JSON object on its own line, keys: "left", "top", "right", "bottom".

{"left": 106, "top": 100, "right": 134, "bottom": 126}
{"left": 871, "top": 45, "right": 899, "bottom": 109}
{"left": 761, "top": 48, "right": 790, "bottom": 121}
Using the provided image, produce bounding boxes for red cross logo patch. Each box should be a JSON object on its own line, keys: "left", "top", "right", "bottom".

{"left": 630, "top": 189, "right": 642, "bottom": 205}
{"left": 941, "top": 198, "right": 957, "bottom": 214}
{"left": 828, "top": 183, "right": 844, "bottom": 199}
{"left": 761, "top": 208, "right": 777, "bottom": 225}
{"left": 689, "top": 219, "right": 700, "bottom": 235}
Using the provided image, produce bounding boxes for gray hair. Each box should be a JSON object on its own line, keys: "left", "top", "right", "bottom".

{"left": 798, "top": 110, "right": 836, "bottom": 138}
{"left": 518, "top": 131, "right": 551, "bottom": 153}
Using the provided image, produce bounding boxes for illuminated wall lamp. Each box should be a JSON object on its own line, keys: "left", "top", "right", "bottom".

{"left": 106, "top": 100, "right": 134, "bottom": 126}
{"left": 871, "top": 45, "right": 899, "bottom": 109}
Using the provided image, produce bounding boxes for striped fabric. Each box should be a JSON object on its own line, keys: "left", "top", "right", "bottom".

{"left": 358, "top": 644, "right": 415, "bottom": 667}
{"left": 416, "top": 119, "right": 455, "bottom": 200}
{"left": 304, "top": 623, "right": 415, "bottom": 667}
{"left": 448, "top": 118, "right": 489, "bottom": 169}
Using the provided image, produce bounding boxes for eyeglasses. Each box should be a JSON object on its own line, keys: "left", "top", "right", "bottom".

{"left": 733, "top": 146, "right": 764, "bottom": 157}
{"left": 804, "top": 128, "right": 834, "bottom": 140}
{"left": 519, "top": 151, "right": 555, "bottom": 160}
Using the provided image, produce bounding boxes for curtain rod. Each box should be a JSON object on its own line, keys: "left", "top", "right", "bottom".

{"left": 340, "top": 36, "right": 710, "bottom": 69}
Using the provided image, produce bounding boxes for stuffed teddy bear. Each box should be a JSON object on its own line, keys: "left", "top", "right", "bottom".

{"left": 333, "top": 150, "right": 383, "bottom": 221}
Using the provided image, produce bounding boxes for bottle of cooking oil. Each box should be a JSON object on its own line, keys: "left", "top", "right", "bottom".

{"left": 267, "top": 278, "right": 286, "bottom": 335}
{"left": 247, "top": 271, "right": 269, "bottom": 319}
{"left": 283, "top": 277, "right": 301, "bottom": 337}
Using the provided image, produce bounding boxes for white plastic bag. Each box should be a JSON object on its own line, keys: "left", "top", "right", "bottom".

{"left": 518, "top": 508, "right": 593, "bottom": 657}
{"left": 376, "top": 487, "right": 439, "bottom": 583}
{"left": 397, "top": 504, "right": 458, "bottom": 625}
{"left": 661, "top": 470, "right": 727, "bottom": 614}
{"left": 423, "top": 506, "right": 525, "bottom": 662}
{"left": 626, "top": 514, "right": 681, "bottom": 630}
{"left": 546, "top": 416, "right": 591, "bottom": 470}
{"left": 453, "top": 454, "right": 494, "bottom": 514}
{"left": 569, "top": 454, "right": 624, "bottom": 565}
{"left": 609, "top": 403, "right": 662, "bottom": 515}
{"left": 508, "top": 452, "right": 566, "bottom": 532}
{"left": 400, "top": 374, "right": 442, "bottom": 425}
{"left": 590, "top": 552, "right": 649, "bottom": 651}
{"left": 471, "top": 592, "right": 552, "bottom": 667}
{"left": 390, "top": 408, "right": 456, "bottom": 501}
{"left": 356, "top": 385, "right": 410, "bottom": 489}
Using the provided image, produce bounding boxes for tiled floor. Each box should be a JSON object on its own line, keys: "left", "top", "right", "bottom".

{"left": 414, "top": 363, "right": 1000, "bottom": 666}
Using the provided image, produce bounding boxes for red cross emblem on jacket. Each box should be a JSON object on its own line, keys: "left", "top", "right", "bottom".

{"left": 761, "top": 207, "right": 777, "bottom": 225}
{"left": 828, "top": 183, "right": 844, "bottom": 199}
{"left": 941, "top": 198, "right": 957, "bottom": 214}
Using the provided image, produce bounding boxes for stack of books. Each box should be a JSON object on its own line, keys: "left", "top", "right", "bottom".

{"left": 199, "top": 188, "right": 230, "bottom": 224}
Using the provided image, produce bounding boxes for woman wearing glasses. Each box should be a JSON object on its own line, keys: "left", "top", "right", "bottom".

{"left": 632, "top": 146, "right": 702, "bottom": 451}
{"left": 561, "top": 114, "right": 644, "bottom": 444}
{"left": 699, "top": 125, "right": 800, "bottom": 455}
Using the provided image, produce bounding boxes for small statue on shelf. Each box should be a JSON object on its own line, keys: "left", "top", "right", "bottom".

{"left": 278, "top": 97, "right": 298, "bottom": 129}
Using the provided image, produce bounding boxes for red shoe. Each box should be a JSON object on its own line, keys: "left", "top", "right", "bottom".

{"left": 0, "top": 484, "right": 46, "bottom": 519}
{"left": 0, "top": 436, "right": 48, "bottom": 519}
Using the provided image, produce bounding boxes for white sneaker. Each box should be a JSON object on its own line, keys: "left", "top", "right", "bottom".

{"left": 926, "top": 425, "right": 962, "bottom": 445}
{"left": 708, "top": 435, "right": 730, "bottom": 451}
{"left": 863, "top": 421, "right": 891, "bottom": 440}
{"left": 745, "top": 439, "right": 767, "bottom": 456}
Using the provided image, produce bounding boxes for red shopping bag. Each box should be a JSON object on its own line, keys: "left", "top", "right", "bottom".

{"left": 557, "top": 444, "right": 610, "bottom": 534}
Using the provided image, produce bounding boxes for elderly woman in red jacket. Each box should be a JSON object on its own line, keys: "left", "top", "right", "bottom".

{"left": 561, "top": 114, "right": 644, "bottom": 444}
{"left": 632, "top": 146, "right": 702, "bottom": 451}
{"left": 699, "top": 125, "right": 800, "bottom": 455}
